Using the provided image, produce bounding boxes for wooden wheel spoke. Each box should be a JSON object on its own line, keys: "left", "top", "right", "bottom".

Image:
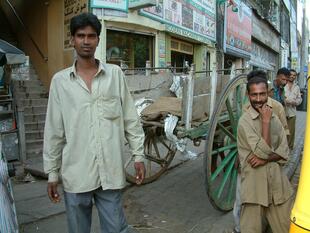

{"left": 211, "top": 149, "right": 237, "bottom": 182}
{"left": 151, "top": 137, "right": 161, "bottom": 158}
{"left": 157, "top": 136, "right": 172, "bottom": 151}
{"left": 225, "top": 98, "right": 237, "bottom": 134}
{"left": 145, "top": 153, "right": 169, "bottom": 165}
{"left": 236, "top": 86, "right": 242, "bottom": 118}
{"left": 211, "top": 144, "right": 236, "bottom": 155}
{"left": 215, "top": 156, "right": 236, "bottom": 199}
{"left": 227, "top": 167, "right": 238, "bottom": 203}
{"left": 218, "top": 123, "right": 236, "bottom": 142}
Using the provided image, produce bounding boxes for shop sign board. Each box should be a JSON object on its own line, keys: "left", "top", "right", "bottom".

{"left": 129, "top": 0, "right": 156, "bottom": 10}
{"left": 64, "top": 0, "right": 88, "bottom": 50}
{"left": 224, "top": 0, "right": 252, "bottom": 57}
{"left": 90, "top": 0, "right": 128, "bottom": 12}
{"left": 140, "top": 0, "right": 216, "bottom": 44}
{"left": 252, "top": 14, "right": 280, "bottom": 53}
{"left": 250, "top": 42, "right": 277, "bottom": 71}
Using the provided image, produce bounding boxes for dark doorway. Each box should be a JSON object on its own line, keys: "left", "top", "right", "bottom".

{"left": 171, "top": 51, "right": 193, "bottom": 73}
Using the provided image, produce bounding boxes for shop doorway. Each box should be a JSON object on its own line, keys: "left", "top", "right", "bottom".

{"left": 171, "top": 51, "right": 193, "bottom": 72}
{"left": 170, "top": 38, "right": 193, "bottom": 73}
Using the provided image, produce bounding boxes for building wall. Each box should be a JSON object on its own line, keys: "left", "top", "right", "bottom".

{"left": 47, "top": 0, "right": 74, "bottom": 87}
{"left": 0, "top": 0, "right": 49, "bottom": 86}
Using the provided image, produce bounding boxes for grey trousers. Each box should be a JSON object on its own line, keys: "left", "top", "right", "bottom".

{"left": 64, "top": 188, "right": 128, "bottom": 233}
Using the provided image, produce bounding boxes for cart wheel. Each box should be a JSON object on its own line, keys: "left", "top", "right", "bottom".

{"left": 205, "top": 74, "right": 248, "bottom": 212}
{"left": 125, "top": 125, "right": 177, "bottom": 184}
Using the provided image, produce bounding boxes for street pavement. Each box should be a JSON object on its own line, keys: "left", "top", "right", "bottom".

{"left": 12, "top": 111, "right": 307, "bottom": 233}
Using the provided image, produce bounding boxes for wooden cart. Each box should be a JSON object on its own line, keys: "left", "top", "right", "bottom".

{"left": 123, "top": 64, "right": 248, "bottom": 212}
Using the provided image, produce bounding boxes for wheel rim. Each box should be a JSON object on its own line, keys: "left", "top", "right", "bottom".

{"left": 125, "top": 126, "right": 176, "bottom": 184}
{"left": 205, "top": 74, "right": 248, "bottom": 211}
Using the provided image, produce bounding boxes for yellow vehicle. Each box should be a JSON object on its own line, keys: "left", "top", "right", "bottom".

{"left": 290, "top": 76, "right": 310, "bottom": 232}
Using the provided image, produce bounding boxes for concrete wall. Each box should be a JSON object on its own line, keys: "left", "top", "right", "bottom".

{"left": 47, "top": 0, "right": 74, "bottom": 87}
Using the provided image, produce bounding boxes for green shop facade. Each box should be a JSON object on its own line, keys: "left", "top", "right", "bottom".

{"left": 89, "top": 0, "right": 217, "bottom": 72}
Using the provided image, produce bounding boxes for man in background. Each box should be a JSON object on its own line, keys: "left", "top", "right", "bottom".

{"left": 284, "top": 69, "right": 302, "bottom": 150}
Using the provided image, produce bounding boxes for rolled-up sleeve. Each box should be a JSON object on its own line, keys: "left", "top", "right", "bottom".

{"left": 238, "top": 118, "right": 273, "bottom": 160}
{"left": 119, "top": 69, "right": 145, "bottom": 163}
{"left": 43, "top": 78, "right": 65, "bottom": 182}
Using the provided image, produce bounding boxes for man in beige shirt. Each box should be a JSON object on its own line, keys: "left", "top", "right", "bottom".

{"left": 237, "top": 72, "right": 294, "bottom": 232}
{"left": 285, "top": 69, "right": 302, "bottom": 149}
{"left": 43, "top": 13, "right": 145, "bottom": 233}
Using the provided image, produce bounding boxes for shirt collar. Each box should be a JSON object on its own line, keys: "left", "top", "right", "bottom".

{"left": 69, "top": 59, "right": 106, "bottom": 78}
{"left": 247, "top": 97, "right": 273, "bottom": 120}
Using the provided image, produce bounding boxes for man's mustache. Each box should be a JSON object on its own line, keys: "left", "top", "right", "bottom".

{"left": 252, "top": 101, "right": 264, "bottom": 105}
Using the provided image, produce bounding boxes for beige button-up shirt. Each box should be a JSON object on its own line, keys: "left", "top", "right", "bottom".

{"left": 285, "top": 83, "right": 302, "bottom": 118}
{"left": 43, "top": 61, "right": 145, "bottom": 193}
{"left": 237, "top": 99, "right": 293, "bottom": 207}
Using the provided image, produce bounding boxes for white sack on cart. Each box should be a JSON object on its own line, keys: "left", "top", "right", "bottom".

{"left": 135, "top": 98, "right": 154, "bottom": 117}
{"left": 164, "top": 114, "right": 198, "bottom": 160}
{"left": 169, "top": 75, "right": 183, "bottom": 98}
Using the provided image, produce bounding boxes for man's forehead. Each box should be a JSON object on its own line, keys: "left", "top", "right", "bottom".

{"left": 75, "top": 26, "right": 97, "bottom": 34}
{"left": 248, "top": 83, "right": 268, "bottom": 92}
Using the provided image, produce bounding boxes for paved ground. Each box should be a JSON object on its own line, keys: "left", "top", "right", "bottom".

{"left": 12, "top": 111, "right": 307, "bottom": 233}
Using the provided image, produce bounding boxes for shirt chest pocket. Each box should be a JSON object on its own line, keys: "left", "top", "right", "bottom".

{"left": 97, "top": 96, "right": 121, "bottom": 120}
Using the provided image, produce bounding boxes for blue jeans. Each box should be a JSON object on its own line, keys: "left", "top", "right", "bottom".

{"left": 64, "top": 188, "right": 128, "bottom": 233}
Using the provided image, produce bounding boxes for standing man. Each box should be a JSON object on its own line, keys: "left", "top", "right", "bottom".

{"left": 285, "top": 69, "right": 302, "bottom": 150}
{"left": 43, "top": 13, "right": 145, "bottom": 233}
{"left": 271, "top": 67, "right": 290, "bottom": 105}
{"left": 232, "top": 70, "right": 289, "bottom": 233}
{"left": 237, "top": 72, "right": 294, "bottom": 232}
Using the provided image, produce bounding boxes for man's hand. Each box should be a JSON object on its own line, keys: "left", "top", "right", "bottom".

{"left": 134, "top": 162, "right": 145, "bottom": 185}
{"left": 247, "top": 154, "right": 267, "bottom": 168}
{"left": 47, "top": 182, "right": 61, "bottom": 203}
{"left": 258, "top": 104, "right": 272, "bottom": 123}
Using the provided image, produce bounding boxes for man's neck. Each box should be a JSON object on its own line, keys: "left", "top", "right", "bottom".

{"left": 76, "top": 57, "right": 98, "bottom": 72}
{"left": 287, "top": 81, "right": 293, "bottom": 88}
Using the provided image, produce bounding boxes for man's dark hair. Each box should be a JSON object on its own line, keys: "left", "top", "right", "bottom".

{"left": 70, "top": 13, "right": 102, "bottom": 36}
{"left": 277, "top": 67, "right": 290, "bottom": 77}
{"left": 290, "top": 69, "right": 297, "bottom": 74}
{"left": 246, "top": 70, "right": 268, "bottom": 92}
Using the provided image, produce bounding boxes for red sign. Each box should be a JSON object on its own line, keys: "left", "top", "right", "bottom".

{"left": 225, "top": 1, "right": 252, "bottom": 55}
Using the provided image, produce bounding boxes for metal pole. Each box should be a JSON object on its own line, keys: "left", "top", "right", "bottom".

{"left": 182, "top": 64, "right": 195, "bottom": 129}
{"left": 209, "top": 66, "right": 217, "bottom": 117}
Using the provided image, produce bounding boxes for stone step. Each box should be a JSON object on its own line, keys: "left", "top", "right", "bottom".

{"left": 26, "top": 139, "right": 43, "bottom": 151}
{"left": 25, "top": 130, "right": 44, "bottom": 140}
{"left": 24, "top": 105, "right": 47, "bottom": 115}
{"left": 17, "top": 98, "right": 48, "bottom": 108}
{"left": 24, "top": 121, "right": 45, "bottom": 131}
{"left": 15, "top": 92, "right": 48, "bottom": 99}
{"left": 26, "top": 147, "right": 43, "bottom": 159}
{"left": 13, "top": 85, "right": 46, "bottom": 94}
{"left": 24, "top": 113, "right": 46, "bottom": 123}
{"left": 12, "top": 79, "right": 43, "bottom": 88}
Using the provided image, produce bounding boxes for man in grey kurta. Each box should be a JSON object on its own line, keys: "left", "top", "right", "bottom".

{"left": 43, "top": 13, "right": 145, "bottom": 233}
{"left": 237, "top": 74, "right": 293, "bottom": 233}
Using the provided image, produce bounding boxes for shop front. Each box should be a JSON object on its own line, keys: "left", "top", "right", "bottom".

{"left": 251, "top": 11, "right": 280, "bottom": 79}
{"left": 106, "top": 30, "right": 154, "bottom": 69}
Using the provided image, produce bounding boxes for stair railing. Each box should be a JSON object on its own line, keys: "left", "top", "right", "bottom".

{"left": 5, "top": 0, "right": 48, "bottom": 62}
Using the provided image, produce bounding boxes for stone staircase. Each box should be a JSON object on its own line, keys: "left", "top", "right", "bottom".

{"left": 11, "top": 67, "right": 48, "bottom": 176}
